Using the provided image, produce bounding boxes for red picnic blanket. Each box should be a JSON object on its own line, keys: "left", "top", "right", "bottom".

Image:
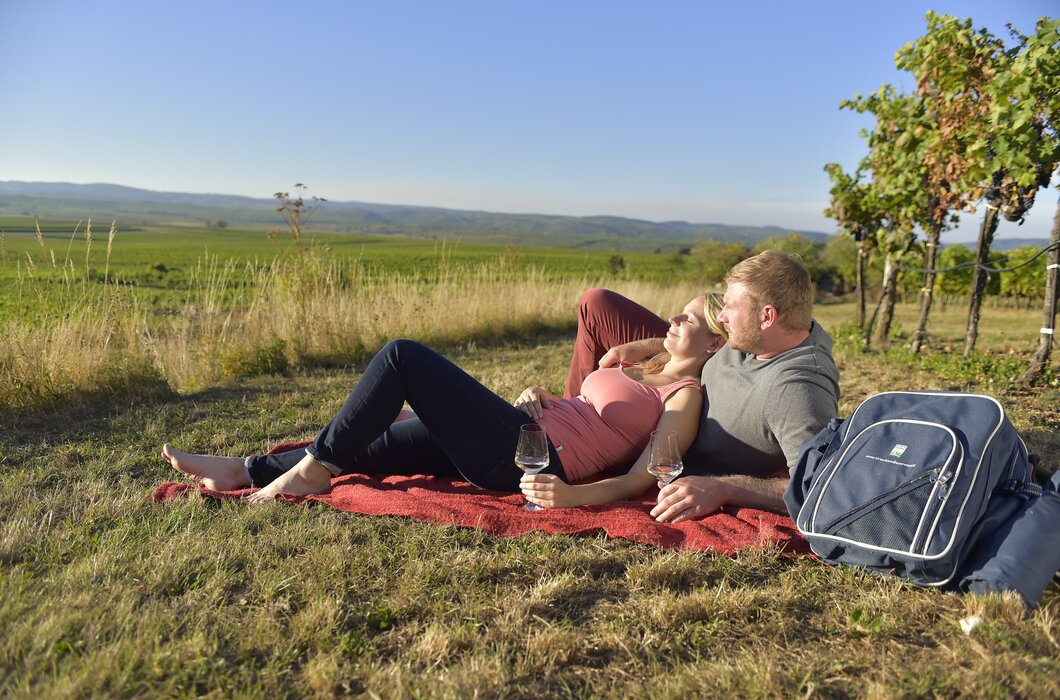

{"left": 152, "top": 440, "right": 810, "bottom": 555}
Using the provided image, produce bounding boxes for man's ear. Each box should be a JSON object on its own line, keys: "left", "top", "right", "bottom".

{"left": 759, "top": 304, "right": 778, "bottom": 330}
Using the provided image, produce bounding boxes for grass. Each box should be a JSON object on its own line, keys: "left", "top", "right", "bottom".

{"left": 0, "top": 220, "right": 715, "bottom": 410}
{"left": 0, "top": 218, "right": 698, "bottom": 321}
{"left": 2, "top": 313, "right": 1059, "bottom": 697}
{"left": 1, "top": 224, "right": 1058, "bottom": 697}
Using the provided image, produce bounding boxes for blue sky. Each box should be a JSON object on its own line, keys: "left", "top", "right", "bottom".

{"left": 0, "top": 0, "right": 1055, "bottom": 241}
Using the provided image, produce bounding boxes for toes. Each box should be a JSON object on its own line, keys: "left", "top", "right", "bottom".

{"left": 246, "top": 492, "right": 272, "bottom": 505}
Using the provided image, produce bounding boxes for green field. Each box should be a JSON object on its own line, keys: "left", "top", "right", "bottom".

{"left": 1, "top": 220, "right": 1058, "bottom": 697}
{"left": 0, "top": 218, "right": 697, "bottom": 318}
{"left": 1, "top": 222, "right": 647, "bottom": 277}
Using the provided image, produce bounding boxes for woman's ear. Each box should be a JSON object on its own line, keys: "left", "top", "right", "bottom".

{"left": 707, "top": 335, "right": 726, "bottom": 353}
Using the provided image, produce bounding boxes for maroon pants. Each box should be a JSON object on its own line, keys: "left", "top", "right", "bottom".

{"left": 563, "top": 288, "right": 670, "bottom": 398}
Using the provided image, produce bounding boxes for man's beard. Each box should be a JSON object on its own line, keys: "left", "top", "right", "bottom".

{"left": 727, "top": 314, "right": 762, "bottom": 354}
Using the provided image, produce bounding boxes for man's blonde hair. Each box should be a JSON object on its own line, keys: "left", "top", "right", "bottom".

{"left": 726, "top": 251, "right": 813, "bottom": 332}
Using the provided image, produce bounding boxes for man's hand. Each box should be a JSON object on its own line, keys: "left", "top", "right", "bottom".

{"left": 598, "top": 338, "right": 664, "bottom": 369}
{"left": 650, "top": 475, "right": 728, "bottom": 523}
{"left": 513, "top": 386, "right": 553, "bottom": 419}
{"left": 520, "top": 473, "right": 578, "bottom": 508}
{"left": 651, "top": 474, "right": 788, "bottom": 522}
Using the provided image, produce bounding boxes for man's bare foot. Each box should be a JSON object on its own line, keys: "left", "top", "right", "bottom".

{"left": 161, "top": 443, "right": 251, "bottom": 492}
{"left": 245, "top": 454, "right": 333, "bottom": 504}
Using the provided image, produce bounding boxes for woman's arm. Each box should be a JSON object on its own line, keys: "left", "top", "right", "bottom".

{"left": 598, "top": 337, "right": 666, "bottom": 369}
{"left": 520, "top": 385, "right": 704, "bottom": 508}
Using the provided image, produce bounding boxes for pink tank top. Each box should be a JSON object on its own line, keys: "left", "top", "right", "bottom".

{"left": 536, "top": 367, "right": 701, "bottom": 482}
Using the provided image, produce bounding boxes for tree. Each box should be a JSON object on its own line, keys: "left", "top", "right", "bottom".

{"left": 962, "top": 18, "right": 1059, "bottom": 355}
{"left": 820, "top": 235, "right": 875, "bottom": 296}
{"left": 841, "top": 87, "right": 925, "bottom": 346}
{"left": 840, "top": 13, "right": 1058, "bottom": 355}
{"left": 1023, "top": 201, "right": 1060, "bottom": 382}
{"left": 823, "top": 164, "right": 886, "bottom": 327}
{"left": 1015, "top": 18, "right": 1060, "bottom": 382}
{"left": 999, "top": 246, "right": 1045, "bottom": 306}
{"left": 935, "top": 244, "right": 976, "bottom": 297}
{"left": 869, "top": 222, "right": 917, "bottom": 346}
{"left": 753, "top": 234, "right": 826, "bottom": 282}
{"left": 690, "top": 240, "right": 749, "bottom": 285}
{"left": 892, "top": 13, "right": 991, "bottom": 353}
{"left": 897, "top": 241, "right": 929, "bottom": 300}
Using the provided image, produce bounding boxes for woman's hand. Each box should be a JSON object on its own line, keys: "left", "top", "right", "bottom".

{"left": 513, "top": 386, "right": 553, "bottom": 419}
{"left": 520, "top": 473, "right": 579, "bottom": 508}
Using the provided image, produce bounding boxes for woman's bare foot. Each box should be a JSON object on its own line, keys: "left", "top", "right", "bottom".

{"left": 245, "top": 453, "right": 333, "bottom": 504}
{"left": 161, "top": 443, "right": 251, "bottom": 492}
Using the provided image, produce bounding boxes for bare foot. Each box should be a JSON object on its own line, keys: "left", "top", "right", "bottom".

{"left": 161, "top": 443, "right": 250, "bottom": 492}
{"left": 245, "top": 453, "right": 333, "bottom": 504}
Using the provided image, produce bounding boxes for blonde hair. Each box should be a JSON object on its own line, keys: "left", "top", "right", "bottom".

{"left": 635, "top": 291, "right": 727, "bottom": 375}
{"left": 725, "top": 251, "right": 813, "bottom": 332}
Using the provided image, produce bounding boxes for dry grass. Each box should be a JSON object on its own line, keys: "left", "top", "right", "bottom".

{"left": 0, "top": 221, "right": 165, "bottom": 410}
{"left": 151, "top": 254, "right": 706, "bottom": 390}
{"left": 1, "top": 234, "right": 709, "bottom": 409}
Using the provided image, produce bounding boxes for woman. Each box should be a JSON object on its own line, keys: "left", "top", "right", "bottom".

{"left": 162, "top": 292, "right": 727, "bottom": 507}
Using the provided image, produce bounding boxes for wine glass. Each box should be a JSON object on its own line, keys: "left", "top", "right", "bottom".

{"left": 515, "top": 423, "right": 549, "bottom": 511}
{"left": 646, "top": 429, "right": 684, "bottom": 486}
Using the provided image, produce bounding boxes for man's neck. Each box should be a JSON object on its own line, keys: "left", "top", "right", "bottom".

{"left": 754, "top": 324, "right": 813, "bottom": 360}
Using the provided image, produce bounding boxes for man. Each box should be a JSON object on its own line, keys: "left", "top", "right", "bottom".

{"left": 563, "top": 250, "right": 840, "bottom": 523}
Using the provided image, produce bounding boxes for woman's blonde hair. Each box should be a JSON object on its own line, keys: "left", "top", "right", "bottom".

{"left": 635, "top": 291, "right": 727, "bottom": 375}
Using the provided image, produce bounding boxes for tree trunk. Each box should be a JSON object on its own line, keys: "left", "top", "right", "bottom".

{"left": 873, "top": 252, "right": 900, "bottom": 347}
{"left": 1021, "top": 196, "right": 1060, "bottom": 384}
{"left": 856, "top": 244, "right": 866, "bottom": 328}
{"left": 911, "top": 224, "right": 943, "bottom": 354}
{"left": 963, "top": 205, "right": 1001, "bottom": 356}
{"left": 863, "top": 295, "right": 883, "bottom": 347}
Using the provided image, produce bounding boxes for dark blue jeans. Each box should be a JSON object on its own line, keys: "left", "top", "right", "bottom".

{"left": 245, "top": 339, "right": 565, "bottom": 492}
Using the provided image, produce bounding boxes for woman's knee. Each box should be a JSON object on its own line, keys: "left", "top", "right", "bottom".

{"left": 380, "top": 338, "right": 422, "bottom": 359}
{"left": 580, "top": 288, "right": 609, "bottom": 309}
{"left": 580, "top": 288, "right": 616, "bottom": 315}
{"left": 579, "top": 288, "right": 628, "bottom": 324}
{"left": 377, "top": 339, "right": 443, "bottom": 374}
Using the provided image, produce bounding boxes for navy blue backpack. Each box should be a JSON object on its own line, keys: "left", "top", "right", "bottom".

{"left": 785, "top": 391, "right": 1060, "bottom": 606}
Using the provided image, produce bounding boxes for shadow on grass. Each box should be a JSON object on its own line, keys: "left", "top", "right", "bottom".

{"left": 424, "top": 320, "right": 578, "bottom": 353}
{"left": 296, "top": 321, "right": 579, "bottom": 371}
{"left": 1023, "top": 428, "right": 1060, "bottom": 482}
{"left": 0, "top": 382, "right": 279, "bottom": 447}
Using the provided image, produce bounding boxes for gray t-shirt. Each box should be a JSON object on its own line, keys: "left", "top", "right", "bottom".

{"left": 683, "top": 321, "right": 840, "bottom": 478}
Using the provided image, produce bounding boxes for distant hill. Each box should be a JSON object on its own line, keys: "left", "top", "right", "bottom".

{"left": 0, "top": 181, "right": 833, "bottom": 251}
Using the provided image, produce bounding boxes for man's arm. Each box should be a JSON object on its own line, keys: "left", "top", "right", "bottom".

{"left": 771, "top": 378, "right": 839, "bottom": 469}
{"left": 650, "top": 474, "right": 787, "bottom": 523}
